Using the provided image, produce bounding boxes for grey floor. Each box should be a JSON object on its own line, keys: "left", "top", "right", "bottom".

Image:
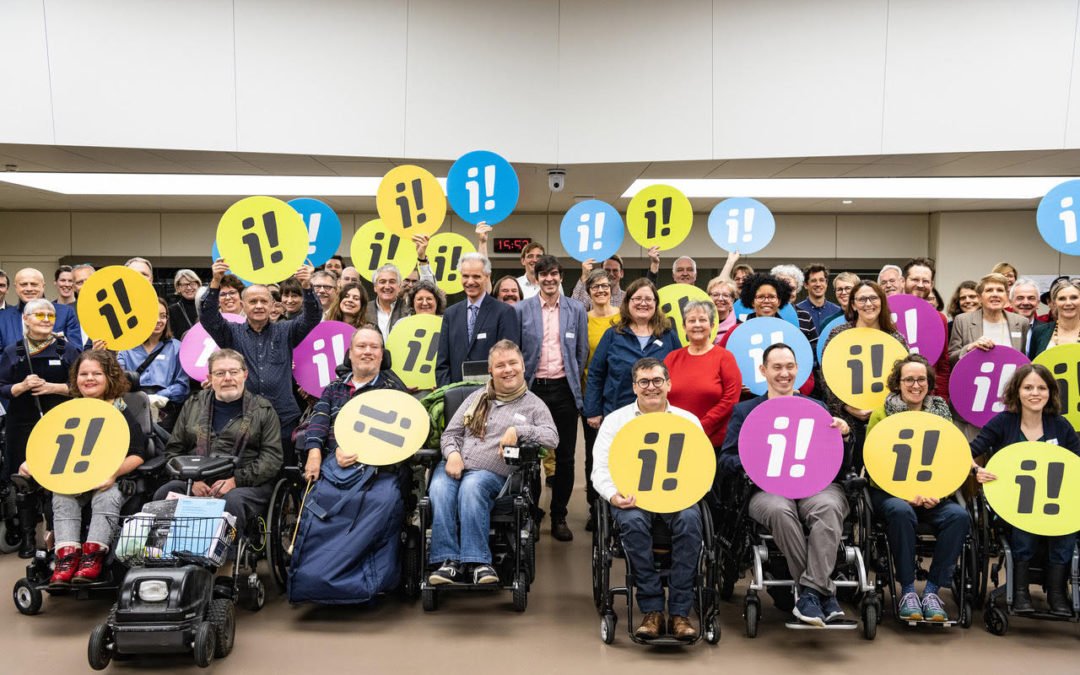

{"left": 3, "top": 455, "right": 1079, "bottom": 674}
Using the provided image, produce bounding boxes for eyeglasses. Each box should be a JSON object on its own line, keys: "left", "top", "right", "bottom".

{"left": 754, "top": 295, "right": 778, "bottom": 302}
{"left": 177, "top": 280, "right": 198, "bottom": 289}
{"left": 30, "top": 312, "right": 56, "bottom": 321}
{"left": 900, "top": 377, "right": 928, "bottom": 386}
{"left": 710, "top": 292, "right": 735, "bottom": 301}
{"left": 312, "top": 284, "right": 334, "bottom": 292}
{"left": 631, "top": 297, "right": 655, "bottom": 306}
{"left": 210, "top": 369, "right": 244, "bottom": 378}
{"left": 219, "top": 290, "right": 239, "bottom": 299}
{"left": 589, "top": 283, "right": 611, "bottom": 291}
{"left": 634, "top": 377, "right": 668, "bottom": 389}
{"left": 853, "top": 296, "right": 880, "bottom": 305}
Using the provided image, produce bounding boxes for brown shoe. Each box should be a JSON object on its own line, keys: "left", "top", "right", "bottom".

{"left": 669, "top": 615, "right": 698, "bottom": 641}
{"left": 635, "top": 611, "right": 664, "bottom": 640}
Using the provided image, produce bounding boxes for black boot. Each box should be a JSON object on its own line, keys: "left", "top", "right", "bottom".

{"left": 14, "top": 492, "right": 39, "bottom": 559}
{"left": 1011, "top": 561, "right": 1034, "bottom": 613}
{"left": 1046, "top": 564, "right": 1072, "bottom": 617}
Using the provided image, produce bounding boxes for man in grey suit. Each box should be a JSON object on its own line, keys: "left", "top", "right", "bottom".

{"left": 515, "top": 255, "right": 588, "bottom": 541}
{"left": 948, "top": 272, "right": 1030, "bottom": 366}
{"left": 366, "top": 263, "right": 410, "bottom": 339}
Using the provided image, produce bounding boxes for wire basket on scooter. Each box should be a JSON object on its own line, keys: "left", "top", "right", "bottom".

{"left": 115, "top": 515, "right": 237, "bottom": 568}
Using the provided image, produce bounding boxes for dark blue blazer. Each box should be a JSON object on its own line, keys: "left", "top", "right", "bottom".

{"left": 0, "top": 301, "right": 83, "bottom": 351}
{"left": 514, "top": 294, "right": 589, "bottom": 409}
{"left": 436, "top": 293, "right": 521, "bottom": 387}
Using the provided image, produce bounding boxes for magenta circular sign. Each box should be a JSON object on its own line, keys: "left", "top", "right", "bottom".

{"left": 949, "top": 345, "right": 1030, "bottom": 427}
{"left": 887, "top": 294, "right": 945, "bottom": 362}
{"left": 293, "top": 321, "right": 356, "bottom": 397}
{"left": 738, "top": 396, "right": 844, "bottom": 499}
{"left": 178, "top": 313, "right": 245, "bottom": 381}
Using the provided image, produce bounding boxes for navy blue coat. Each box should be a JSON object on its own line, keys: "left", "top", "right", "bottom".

{"left": 435, "top": 293, "right": 521, "bottom": 387}
{"left": 582, "top": 326, "right": 680, "bottom": 418}
{"left": 0, "top": 302, "right": 83, "bottom": 351}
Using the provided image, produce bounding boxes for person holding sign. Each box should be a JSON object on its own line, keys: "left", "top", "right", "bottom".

{"left": 427, "top": 341, "right": 557, "bottom": 586}
{"left": 20, "top": 350, "right": 147, "bottom": 586}
{"left": 0, "top": 268, "right": 83, "bottom": 350}
{"left": 949, "top": 273, "right": 1029, "bottom": 366}
{"left": 865, "top": 354, "right": 969, "bottom": 622}
{"left": 201, "top": 258, "right": 320, "bottom": 463}
{"left": 1029, "top": 278, "right": 1080, "bottom": 357}
{"left": 581, "top": 269, "right": 621, "bottom": 518}
{"left": 591, "top": 357, "right": 706, "bottom": 640}
{"left": 903, "top": 258, "right": 953, "bottom": 401}
{"left": 970, "top": 364, "right": 1080, "bottom": 616}
{"left": 154, "top": 349, "right": 283, "bottom": 535}
{"left": 0, "top": 299, "right": 82, "bottom": 556}
{"left": 719, "top": 344, "right": 853, "bottom": 627}
{"left": 302, "top": 327, "right": 407, "bottom": 483}
{"left": 366, "top": 265, "right": 409, "bottom": 338}
{"left": 116, "top": 298, "right": 189, "bottom": 432}
{"left": 664, "top": 300, "right": 740, "bottom": 448}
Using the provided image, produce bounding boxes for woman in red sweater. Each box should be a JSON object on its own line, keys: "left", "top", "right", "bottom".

{"left": 664, "top": 300, "right": 742, "bottom": 448}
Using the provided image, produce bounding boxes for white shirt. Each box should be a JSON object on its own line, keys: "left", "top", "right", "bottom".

{"left": 982, "top": 318, "right": 1011, "bottom": 347}
{"left": 376, "top": 301, "right": 394, "bottom": 339}
{"left": 590, "top": 401, "right": 703, "bottom": 503}
{"left": 516, "top": 274, "right": 541, "bottom": 299}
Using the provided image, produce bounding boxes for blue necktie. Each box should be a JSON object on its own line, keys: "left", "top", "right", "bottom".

{"left": 467, "top": 304, "right": 479, "bottom": 342}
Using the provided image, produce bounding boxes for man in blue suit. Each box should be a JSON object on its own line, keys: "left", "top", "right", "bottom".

{"left": 515, "top": 255, "right": 588, "bottom": 541}
{"left": 436, "top": 253, "right": 520, "bottom": 387}
{"left": 0, "top": 268, "right": 83, "bottom": 350}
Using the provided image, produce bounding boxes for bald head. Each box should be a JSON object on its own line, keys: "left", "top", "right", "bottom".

{"left": 14, "top": 268, "right": 45, "bottom": 303}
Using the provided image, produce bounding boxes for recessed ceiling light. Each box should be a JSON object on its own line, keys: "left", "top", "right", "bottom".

{"left": 0, "top": 172, "right": 448, "bottom": 196}
{"left": 842, "top": 199, "right": 853, "bottom": 204}
{"left": 621, "top": 176, "right": 1080, "bottom": 200}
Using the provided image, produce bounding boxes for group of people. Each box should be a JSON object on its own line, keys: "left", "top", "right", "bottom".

{"left": 1, "top": 239, "right": 1077, "bottom": 644}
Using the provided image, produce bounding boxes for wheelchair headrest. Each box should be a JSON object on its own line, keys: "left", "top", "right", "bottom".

{"left": 122, "top": 391, "right": 153, "bottom": 437}
{"left": 334, "top": 348, "right": 393, "bottom": 379}
{"left": 444, "top": 384, "right": 483, "bottom": 421}
{"left": 123, "top": 370, "right": 142, "bottom": 392}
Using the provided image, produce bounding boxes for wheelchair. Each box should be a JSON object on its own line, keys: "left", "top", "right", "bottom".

{"left": 12, "top": 389, "right": 168, "bottom": 615}
{"left": 415, "top": 384, "right": 541, "bottom": 612}
{"left": 717, "top": 473, "right": 879, "bottom": 639}
{"left": 867, "top": 489, "right": 979, "bottom": 628}
{"left": 591, "top": 497, "right": 720, "bottom": 645}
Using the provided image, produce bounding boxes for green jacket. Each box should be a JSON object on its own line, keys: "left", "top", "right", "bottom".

{"left": 164, "top": 388, "right": 283, "bottom": 488}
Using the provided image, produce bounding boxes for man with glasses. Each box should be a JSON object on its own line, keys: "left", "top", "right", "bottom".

{"left": 572, "top": 252, "right": 663, "bottom": 311}
{"left": 591, "top": 357, "right": 706, "bottom": 641}
{"left": 153, "top": 348, "right": 283, "bottom": 534}
{"left": 311, "top": 270, "right": 338, "bottom": 315}
{"left": 902, "top": 257, "right": 951, "bottom": 401}
{"left": 877, "top": 265, "right": 903, "bottom": 297}
{"left": 170, "top": 269, "right": 201, "bottom": 338}
{"left": 201, "top": 258, "right": 320, "bottom": 464}
{"left": 796, "top": 264, "right": 840, "bottom": 332}
{"left": 0, "top": 268, "right": 83, "bottom": 350}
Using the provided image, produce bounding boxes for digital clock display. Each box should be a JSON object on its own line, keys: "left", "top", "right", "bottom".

{"left": 494, "top": 237, "right": 532, "bottom": 254}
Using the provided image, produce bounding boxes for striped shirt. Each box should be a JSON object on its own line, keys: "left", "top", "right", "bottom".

{"left": 441, "top": 388, "right": 559, "bottom": 477}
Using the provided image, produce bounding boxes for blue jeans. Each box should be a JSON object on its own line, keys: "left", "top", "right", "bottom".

{"left": 611, "top": 505, "right": 702, "bottom": 617}
{"left": 428, "top": 462, "right": 504, "bottom": 565}
{"left": 1011, "top": 528, "right": 1077, "bottom": 565}
{"left": 870, "top": 488, "right": 969, "bottom": 588}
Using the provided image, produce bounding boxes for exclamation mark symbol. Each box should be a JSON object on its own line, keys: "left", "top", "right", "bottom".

{"left": 72, "top": 417, "right": 105, "bottom": 473}
{"left": 446, "top": 246, "right": 463, "bottom": 283}
{"left": 592, "top": 212, "right": 605, "bottom": 250}
{"left": 112, "top": 279, "right": 138, "bottom": 329}
{"left": 1043, "top": 462, "right": 1065, "bottom": 515}
{"left": 870, "top": 343, "right": 884, "bottom": 392}
{"left": 903, "top": 308, "right": 918, "bottom": 353}
{"left": 662, "top": 433, "right": 683, "bottom": 490}
{"left": 788, "top": 418, "right": 813, "bottom": 478}
{"left": 262, "top": 211, "right": 284, "bottom": 264}
{"left": 916, "top": 430, "right": 938, "bottom": 481}
{"left": 483, "top": 165, "right": 495, "bottom": 211}
{"left": 660, "top": 196, "right": 672, "bottom": 237}
{"left": 420, "top": 330, "right": 440, "bottom": 374}
{"left": 307, "top": 212, "right": 322, "bottom": 256}
{"left": 742, "top": 207, "right": 755, "bottom": 243}
{"left": 412, "top": 178, "right": 426, "bottom": 224}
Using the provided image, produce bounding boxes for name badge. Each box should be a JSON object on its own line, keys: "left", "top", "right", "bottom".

{"left": 1011, "top": 331, "right": 1022, "bottom": 338}
{"left": 565, "top": 332, "right": 575, "bottom": 339}
{"left": 1048, "top": 438, "right": 1060, "bottom": 446}
{"left": 654, "top": 339, "right": 663, "bottom": 347}
{"left": 476, "top": 332, "right": 487, "bottom": 340}
{"left": 48, "top": 359, "right": 61, "bottom": 366}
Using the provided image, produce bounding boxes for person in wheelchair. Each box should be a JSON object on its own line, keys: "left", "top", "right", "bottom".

{"left": 18, "top": 350, "right": 148, "bottom": 585}
{"left": 153, "top": 348, "right": 283, "bottom": 536}
{"left": 428, "top": 340, "right": 557, "bottom": 586}
{"left": 301, "top": 326, "right": 407, "bottom": 480}
{"left": 866, "top": 354, "right": 969, "bottom": 622}
{"left": 591, "top": 357, "right": 705, "bottom": 641}
{"left": 719, "top": 343, "right": 853, "bottom": 627}
{"left": 971, "top": 363, "right": 1079, "bottom": 616}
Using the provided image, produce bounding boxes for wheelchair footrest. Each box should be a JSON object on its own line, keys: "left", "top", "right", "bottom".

{"left": 636, "top": 636, "right": 692, "bottom": 647}
{"left": 784, "top": 619, "right": 859, "bottom": 630}
{"left": 902, "top": 618, "right": 957, "bottom": 627}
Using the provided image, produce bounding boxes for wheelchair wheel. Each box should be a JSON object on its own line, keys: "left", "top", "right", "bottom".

{"left": 422, "top": 587, "right": 439, "bottom": 611}
{"left": 193, "top": 621, "right": 216, "bottom": 668}
{"left": 401, "top": 526, "right": 421, "bottom": 601}
{"left": 984, "top": 605, "right": 1008, "bottom": 635}
{"left": 704, "top": 616, "right": 721, "bottom": 644}
{"left": 744, "top": 598, "right": 759, "bottom": 638}
{"left": 600, "top": 613, "right": 616, "bottom": 644}
{"left": 861, "top": 600, "right": 878, "bottom": 640}
{"left": 267, "top": 476, "right": 302, "bottom": 591}
{"left": 239, "top": 576, "right": 266, "bottom": 612}
{"left": 207, "top": 599, "right": 235, "bottom": 658}
{"left": 0, "top": 520, "right": 20, "bottom": 554}
{"left": 87, "top": 622, "right": 112, "bottom": 671}
{"left": 512, "top": 581, "right": 528, "bottom": 612}
{"left": 959, "top": 595, "right": 973, "bottom": 629}
{"left": 13, "top": 578, "right": 42, "bottom": 616}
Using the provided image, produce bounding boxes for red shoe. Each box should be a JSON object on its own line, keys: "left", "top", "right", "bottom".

{"left": 49, "top": 545, "right": 81, "bottom": 587}
{"left": 72, "top": 542, "right": 106, "bottom": 583}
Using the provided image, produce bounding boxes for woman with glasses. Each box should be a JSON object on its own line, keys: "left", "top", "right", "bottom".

{"left": 169, "top": 269, "right": 201, "bottom": 338}
{"left": 832, "top": 272, "right": 859, "bottom": 315}
{"left": 583, "top": 279, "right": 680, "bottom": 433}
{"left": 866, "top": 354, "right": 968, "bottom": 622}
{"left": 581, "top": 269, "right": 621, "bottom": 523}
{"left": 0, "top": 299, "right": 82, "bottom": 556}
{"left": 706, "top": 277, "right": 738, "bottom": 343}
{"left": 217, "top": 274, "right": 246, "bottom": 317}
{"left": 117, "top": 298, "right": 189, "bottom": 432}
{"left": 1029, "top": 278, "right": 1080, "bottom": 358}
{"left": 406, "top": 280, "right": 445, "bottom": 317}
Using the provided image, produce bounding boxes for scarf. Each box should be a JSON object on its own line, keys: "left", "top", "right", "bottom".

{"left": 25, "top": 333, "right": 57, "bottom": 356}
{"left": 463, "top": 379, "right": 528, "bottom": 439}
{"left": 194, "top": 389, "right": 256, "bottom": 457}
{"left": 714, "top": 312, "right": 737, "bottom": 343}
{"left": 883, "top": 392, "right": 951, "bottom": 420}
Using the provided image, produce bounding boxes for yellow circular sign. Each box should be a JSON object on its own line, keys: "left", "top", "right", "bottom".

{"left": 216, "top": 196, "right": 309, "bottom": 284}
{"left": 1033, "top": 343, "right": 1080, "bottom": 431}
{"left": 427, "top": 231, "right": 477, "bottom": 296}
{"left": 821, "top": 327, "right": 908, "bottom": 410}
{"left": 609, "top": 413, "right": 715, "bottom": 513}
{"left": 351, "top": 218, "right": 418, "bottom": 284}
{"left": 386, "top": 314, "right": 443, "bottom": 390}
{"left": 333, "top": 389, "right": 431, "bottom": 466}
{"left": 625, "top": 184, "right": 693, "bottom": 251}
{"left": 26, "top": 398, "right": 130, "bottom": 495}
{"left": 864, "top": 411, "right": 972, "bottom": 501}
{"left": 376, "top": 165, "right": 447, "bottom": 238}
{"left": 76, "top": 266, "right": 160, "bottom": 350}
{"left": 657, "top": 283, "right": 718, "bottom": 347}
{"left": 983, "top": 441, "right": 1080, "bottom": 537}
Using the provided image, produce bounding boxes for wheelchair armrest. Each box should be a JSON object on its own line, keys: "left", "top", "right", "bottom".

{"left": 502, "top": 444, "right": 541, "bottom": 466}
{"left": 135, "top": 455, "right": 168, "bottom": 475}
{"left": 841, "top": 472, "right": 866, "bottom": 495}
{"left": 414, "top": 448, "right": 442, "bottom": 465}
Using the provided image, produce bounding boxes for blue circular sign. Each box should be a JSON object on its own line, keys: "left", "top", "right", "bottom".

{"left": 816, "top": 312, "right": 848, "bottom": 364}
{"left": 446, "top": 150, "right": 519, "bottom": 226}
{"left": 560, "top": 200, "right": 624, "bottom": 263}
{"left": 726, "top": 317, "right": 813, "bottom": 395}
{"left": 708, "top": 197, "right": 775, "bottom": 255}
{"left": 287, "top": 198, "right": 343, "bottom": 267}
{"left": 731, "top": 299, "right": 798, "bottom": 326}
{"left": 210, "top": 242, "right": 252, "bottom": 286}
{"left": 1037, "top": 180, "right": 1080, "bottom": 256}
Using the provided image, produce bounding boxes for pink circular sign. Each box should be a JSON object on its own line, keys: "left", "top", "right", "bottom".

{"left": 888, "top": 294, "right": 945, "bottom": 362}
{"left": 292, "top": 321, "right": 356, "bottom": 397}
{"left": 738, "top": 396, "right": 844, "bottom": 499}
{"left": 949, "top": 345, "right": 1030, "bottom": 427}
{"left": 178, "top": 313, "right": 245, "bottom": 381}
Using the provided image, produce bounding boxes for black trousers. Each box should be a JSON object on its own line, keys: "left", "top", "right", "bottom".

{"left": 531, "top": 378, "right": 579, "bottom": 523}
